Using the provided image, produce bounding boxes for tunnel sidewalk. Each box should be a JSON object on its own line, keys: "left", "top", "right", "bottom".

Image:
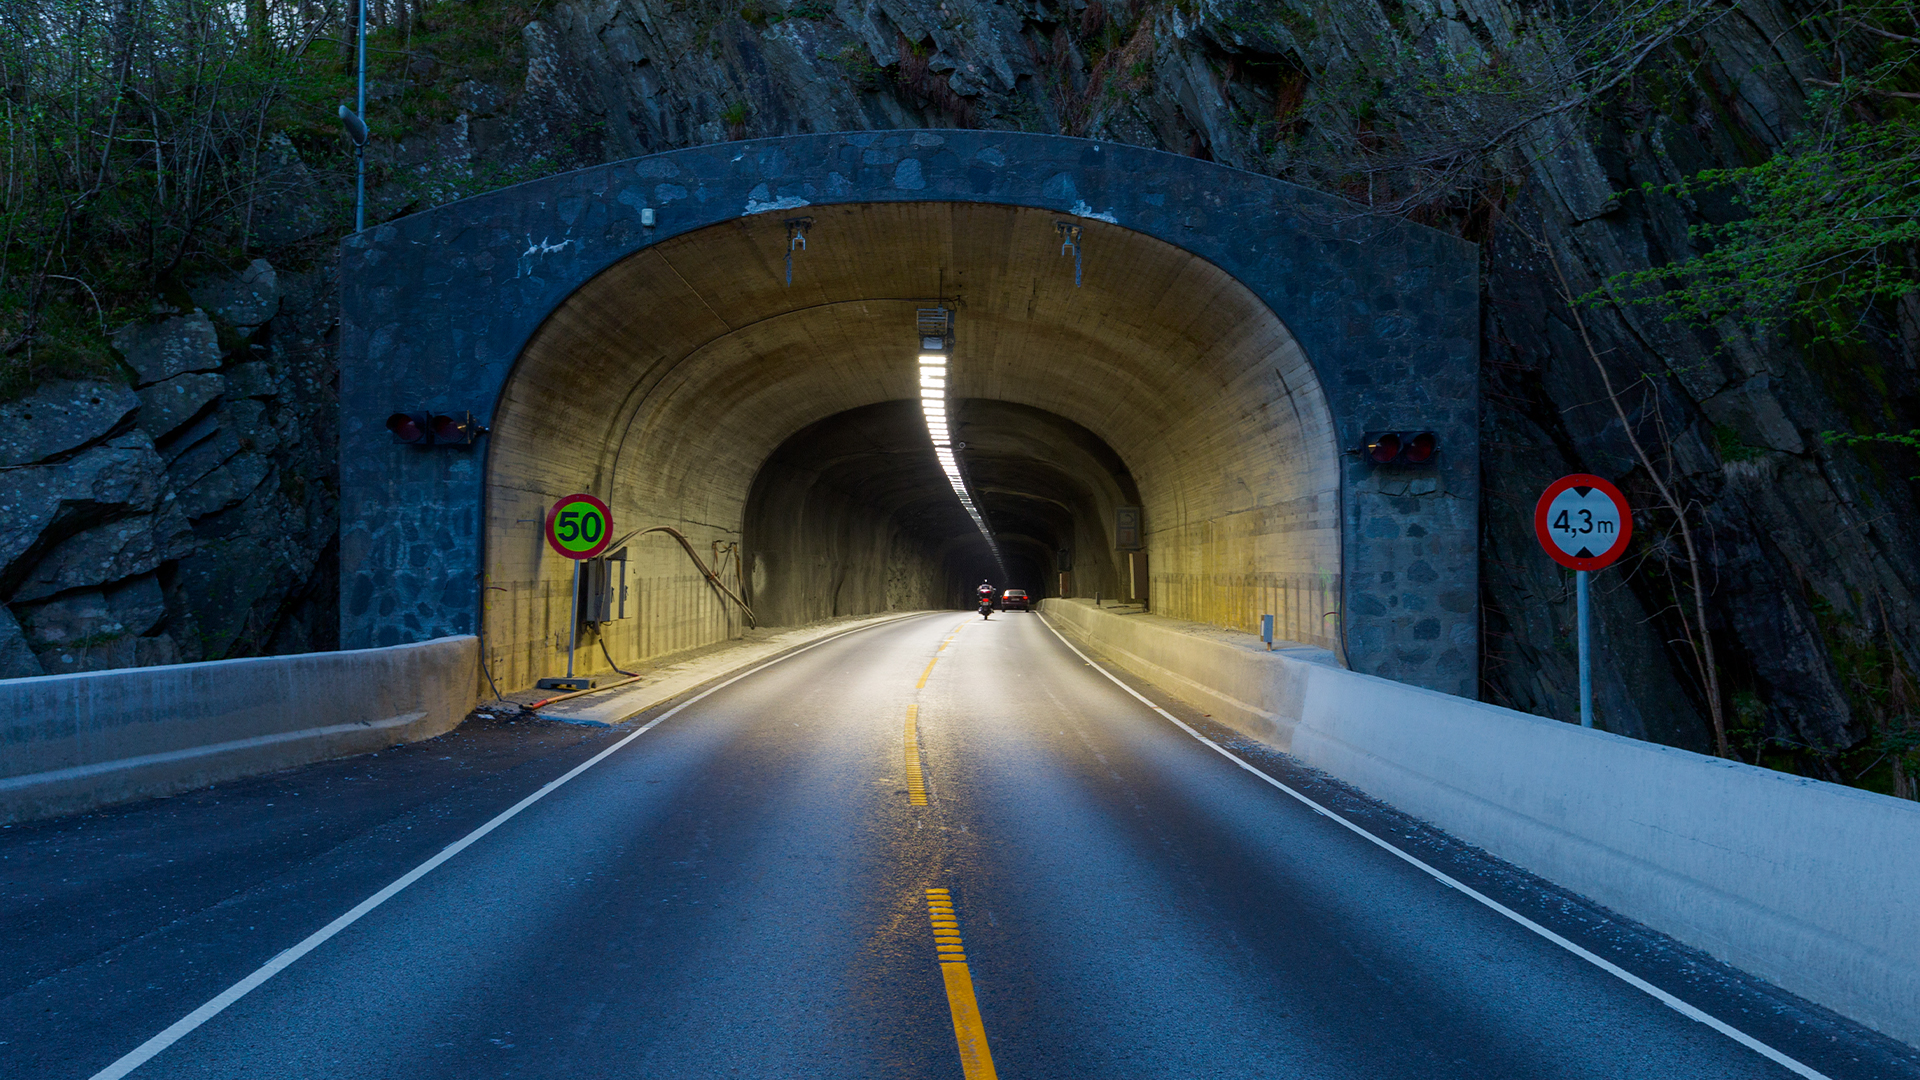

{"left": 524, "top": 611, "right": 928, "bottom": 727}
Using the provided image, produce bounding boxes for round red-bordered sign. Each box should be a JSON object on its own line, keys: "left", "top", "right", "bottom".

{"left": 1534, "top": 474, "right": 1632, "bottom": 571}
{"left": 545, "top": 493, "right": 613, "bottom": 560}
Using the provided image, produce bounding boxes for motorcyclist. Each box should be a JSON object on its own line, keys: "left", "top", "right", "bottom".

{"left": 976, "top": 580, "right": 995, "bottom": 619}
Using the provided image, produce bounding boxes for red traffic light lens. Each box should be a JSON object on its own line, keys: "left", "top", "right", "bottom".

{"left": 1404, "top": 431, "right": 1437, "bottom": 464}
{"left": 1368, "top": 433, "right": 1402, "bottom": 463}
{"left": 431, "top": 415, "right": 465, "bottom": 442}
{"left": 386, "top": 413, "right": 426, "bottom": 443}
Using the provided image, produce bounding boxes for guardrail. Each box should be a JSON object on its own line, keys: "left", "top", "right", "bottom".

{"left": 0, "top": 636, "right": 479, "bottom": 825}
{"left": 1040, "top": 598, "right": 1920, "bottom": 1049}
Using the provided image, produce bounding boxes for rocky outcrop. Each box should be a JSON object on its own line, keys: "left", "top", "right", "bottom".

{"left": 0, "top": 258, "right": 338, "bottom": 676}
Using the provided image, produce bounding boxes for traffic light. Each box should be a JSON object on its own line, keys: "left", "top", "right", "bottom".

{"left": 386, "top": 410, "right": 486, "bottom": 447}
{"left": 1361, "top": 431, "right": 1438, "bottom": 466}
{"left": 386, "top": 412, "right": 433, "bottom": 445}
{"left": 429, "top": 412, "right": 483, "bottom": 446}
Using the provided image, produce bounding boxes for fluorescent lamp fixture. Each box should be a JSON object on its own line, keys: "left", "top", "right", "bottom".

{"left": 910, "top": 344, "right": 1004, "bottom": 575}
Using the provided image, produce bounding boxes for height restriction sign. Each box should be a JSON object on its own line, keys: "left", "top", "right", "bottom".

{"left": 1534, "top": 474, "right": 1631, "bottom": 571}
{"left": 546, "top": 493, "right": 613, "bottom": 560}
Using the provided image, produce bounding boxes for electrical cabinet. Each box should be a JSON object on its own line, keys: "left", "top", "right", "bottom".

{"left": 582, "top": 548, "right": 629, "bottom": 622}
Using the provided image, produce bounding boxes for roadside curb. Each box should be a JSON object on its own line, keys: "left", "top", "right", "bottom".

{"left": 534, "top": 612, "right": 932, "bottom": 727}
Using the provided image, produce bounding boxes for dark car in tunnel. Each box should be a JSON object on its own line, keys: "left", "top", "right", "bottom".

{"left": 1001, "top": 589, "right": 1031, "bottom": 611}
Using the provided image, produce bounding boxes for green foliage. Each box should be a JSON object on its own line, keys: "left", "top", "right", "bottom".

{"left": 832, "top": 42, "right": 885, "bottom": 90}
{"left": 1275, "top": 0, "right": 1726, "bottom": 218}
{"left": 719, "top": 100, "right": 751, "bottom": 127}
{"left": 1804, "top": 594, "right": 1920, "bottom": 799}
{"left": 787, "top": 0, "right": 834, "bottom": 20}
{"left": 1825, "top": 427, "right": 1920, "bottom": 451}
{"left": 1823, "top": 426, "right": 1920, "bottom": 479}
{"left": 1616, "top": 121, "right": 1920, "bottom": 341}
{"left": 1, "top": 0, "right": 310, "bottom": 385}
{"left": 1608, "top": 0, "right": 1920, "bottom": 344}
{"left": 0, "top": 0, "right": 568, "bottom": 400}
{"left": 1713, "top": 425, "right": 1764, "bottom": 463}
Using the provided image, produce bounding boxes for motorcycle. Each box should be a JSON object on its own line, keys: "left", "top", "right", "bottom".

{"left": 977, "top": 597, "right": 993, "bottom": 619}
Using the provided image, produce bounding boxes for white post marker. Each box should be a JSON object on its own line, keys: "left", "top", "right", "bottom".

{"left": 1534, "top": 474, "right": 1632, "bottom": 729}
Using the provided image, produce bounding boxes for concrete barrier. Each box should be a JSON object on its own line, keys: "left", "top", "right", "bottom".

{"left": 0, "top": 636, "right": 480, "bottom": 825}
{"left": 1040, "top": 598, "right": 1920, "bottom": 1049}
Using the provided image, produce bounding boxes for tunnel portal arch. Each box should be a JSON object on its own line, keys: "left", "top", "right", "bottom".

{"left": 338, "top": 131, "right": 1480, "bottom": 694}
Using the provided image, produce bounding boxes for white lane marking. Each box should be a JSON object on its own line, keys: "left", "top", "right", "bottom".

{"left": 87, "top": 613, "right": 936, "bottom": 1080}
{"left": 1035, "top": 615, "right": 1835, "bottom": 1080}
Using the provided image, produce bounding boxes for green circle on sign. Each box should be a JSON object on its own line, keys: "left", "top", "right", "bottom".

{"left": 546, "top": 494, "right": 612, "bottom": 559}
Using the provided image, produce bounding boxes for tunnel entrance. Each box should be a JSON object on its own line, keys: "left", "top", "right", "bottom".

{"left": 481, "top": 201, "right": 1342, "bottom": 692}
{"left": 742, "top": 399, "right": 1140, "bottom": 624}
{"left": 337, "top": 132, "right": 1480, "bottom": 694}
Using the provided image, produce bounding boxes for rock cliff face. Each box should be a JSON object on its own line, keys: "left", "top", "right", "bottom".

{"left": 0, "top": 261, "right": 339, "bottom": 676}
{"left": 398, "top": 0, "right": 1917, "bottom": 772}
{"left": 13, "top": 0, "right": 1914, "bottom": 786}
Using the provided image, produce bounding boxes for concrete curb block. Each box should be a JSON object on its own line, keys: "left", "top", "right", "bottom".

{"left": 0, "top": 637, "right": 479, "bottom": 825}
{"left": 1040, "top": 598, "right": 1920, "bottom": 1049}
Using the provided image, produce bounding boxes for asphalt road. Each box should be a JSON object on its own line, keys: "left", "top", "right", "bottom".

{"left": 3, "top": 611, "right": 1917, "bottom": 1079}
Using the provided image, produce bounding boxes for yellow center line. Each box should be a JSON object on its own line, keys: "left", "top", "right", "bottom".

{"left": 904, "top": 705, "right": 927, "bottom": 805}
{"left": 910, "top": 631, "right": 995, "bottom": 1077}
{"left": 924, "top": 888, "right": 997, "bottom": 1079}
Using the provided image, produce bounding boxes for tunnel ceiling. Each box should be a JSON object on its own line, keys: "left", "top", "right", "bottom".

{"left": 496, "top": 200, "right": 1331, "bottom": 554}
{"left": 487, "top": 196, "right": 1343, "bottom": 674}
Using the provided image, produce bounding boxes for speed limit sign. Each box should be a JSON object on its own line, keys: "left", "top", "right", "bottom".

{"left": 546, "top": 493, "right": 612, "bottom": 560}
{"left": 1535, "top": 475, "right": 1631, "bottom": 570}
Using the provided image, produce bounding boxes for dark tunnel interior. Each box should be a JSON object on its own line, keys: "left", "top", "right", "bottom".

{"left": 742, "top": 398, "right": 1140, "bottom": 624}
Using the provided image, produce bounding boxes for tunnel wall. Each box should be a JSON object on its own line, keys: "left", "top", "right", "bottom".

{"left": 743, "top": 457, "right": 950, "bottom": 626}
{"left": 339, "top": 131, "right": 1479, "bottom": 694}
{"left": 488, "top": 215, "right": 1347, "bottom": 691}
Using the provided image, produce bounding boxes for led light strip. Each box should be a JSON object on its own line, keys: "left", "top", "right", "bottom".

{"left": 919, "top": 352, "right": 1006, "bottom": 573}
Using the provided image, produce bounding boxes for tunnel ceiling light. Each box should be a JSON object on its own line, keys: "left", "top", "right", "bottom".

{"left": 913, "top": 313, "right": 1004, "bottom": 577}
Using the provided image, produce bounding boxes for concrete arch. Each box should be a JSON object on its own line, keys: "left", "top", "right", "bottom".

{"left": 338, "top": 131, "right": 1479, "bottom": 693}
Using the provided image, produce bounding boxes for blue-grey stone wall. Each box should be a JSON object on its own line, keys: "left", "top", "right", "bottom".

{"left": 338, "top": 130, "right": 1479, "bottom": 693}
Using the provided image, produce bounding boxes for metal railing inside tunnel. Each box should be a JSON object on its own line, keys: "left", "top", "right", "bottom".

{"left": 918, "top": 308, "right": 1005, "bottom": 578}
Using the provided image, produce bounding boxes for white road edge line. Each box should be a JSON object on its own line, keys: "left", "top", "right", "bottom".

{"left": 86, "top": 612, "right": 932, "bottom": 1080}
{"left": 1036, "top": 614, "right": 1834, "bottom": 1080}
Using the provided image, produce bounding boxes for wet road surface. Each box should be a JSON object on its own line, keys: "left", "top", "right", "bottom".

{"left": 3, "top": 611, "right": 1917, "bottom": 1079}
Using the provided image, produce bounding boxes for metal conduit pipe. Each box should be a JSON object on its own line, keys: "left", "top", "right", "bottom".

{"left": 604, "top": 525, "right": 758, "bottom": 629}
{"left": 526, "top": 526, "right": 758, "bottom": 711}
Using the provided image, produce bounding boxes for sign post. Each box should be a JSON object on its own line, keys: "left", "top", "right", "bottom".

{"left": 539, "top": 493, "right": 613, "bottom": 691}
{"left": 1534, "top": 475, "right": 1632, "bottom": 728}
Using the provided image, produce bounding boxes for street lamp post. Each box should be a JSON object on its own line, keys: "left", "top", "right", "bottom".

{"left": 337, "top": 0, "right": 369, "bottom": 232}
